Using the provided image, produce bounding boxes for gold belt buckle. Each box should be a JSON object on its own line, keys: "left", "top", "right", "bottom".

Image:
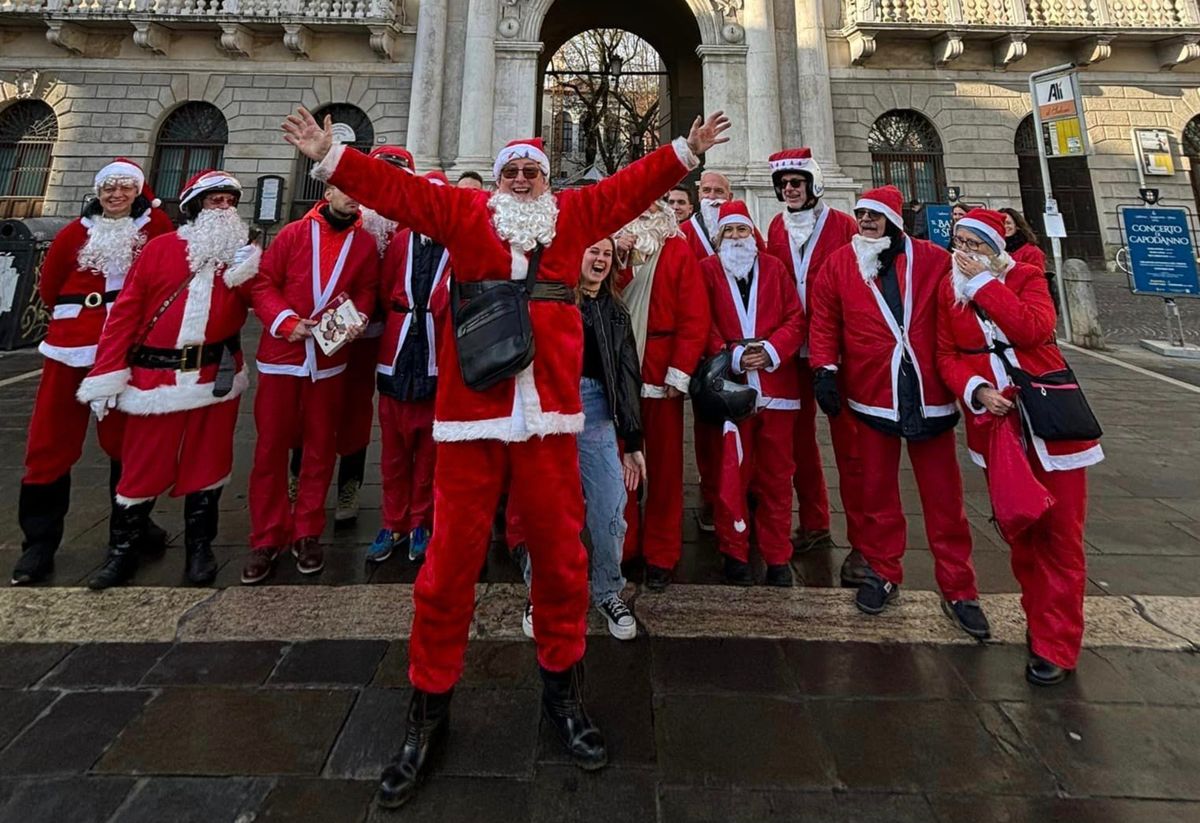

{"left": 179, "top": 344, "right": 202, "bottom": 372}
{"left": 83, "top": 291, "right": 104, "bottom": 309}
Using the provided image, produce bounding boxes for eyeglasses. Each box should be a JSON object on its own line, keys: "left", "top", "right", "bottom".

{"left": 780, "top": 178, "right": 807, "bottom": 190}
{"left": 501, "top": 166, "right": 542, "bottom": 181}
{"left": 99, "top": 183, "right": 138, "bottom": 194}
{"left": 854, "top": 209, "right": 883, "bottom": 221}
{"left": 952, "top": 235, "right": 986, "bottom": 251}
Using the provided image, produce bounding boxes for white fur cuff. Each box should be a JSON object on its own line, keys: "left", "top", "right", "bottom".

{"left": 730, "top": 345, "right": 747, "bottom": 375}
{"left": 964, "top": 375, "right": 991, "bottom": 413}
{"left": 762, "top": 341, "right": 781, "bottom": 373}
{"left": 224, "top": 244, "right": 261, "bottom": 288}
{"left": 77, "top": 368, "right": 131, "bottom": 404}
{"left": 671, "top": 137, "right": 700, "bottom": 171}
{"left": 665, "top": 367, "right": 691, "bottom": 393}
{"left": 311, "top": 142, "right": 346, "bottom": 184}
{"left": 270, "top": 310, "right": 299, "bottom": 339}
{"left": 961, "top": 272, "right": 996, "bottom": 301}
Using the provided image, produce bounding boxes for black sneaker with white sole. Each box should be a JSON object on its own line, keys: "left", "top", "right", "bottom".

{"left": 942, "top": 599, "right": 992, "bottom": 640}
{"left": 855, "top": 571, "right": 899, "bottom": 615}
{"left": 596, "top": 596, "right": 636, "bottom": 640}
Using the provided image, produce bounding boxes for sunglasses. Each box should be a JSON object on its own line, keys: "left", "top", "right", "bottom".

{"left": 780, "top": 178, "right": 807, "bottom": 190}
{"left": 501, "top": 166, "right": 542, "bottom": 181}
{"left": 854, "top": 209, "right": 883, "bottom": 220}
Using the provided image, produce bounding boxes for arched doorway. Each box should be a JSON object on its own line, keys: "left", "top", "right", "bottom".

{"left": 151, "top": 101, "right": 228, "bottom": 222}
{"left": 290, "top": 103, "right": 374, "bottom": 219}
{"left": 1015, "top": 115, "right": 1104, "bottom": 263}
{"left": 0, "top": 100, "right": 58, "bottom": 219}
{"left": 868, "top": 109, "right": 945, "bottom": 229}
{"left": 1184, "top": 116, "right": 1200, "bottom": 216}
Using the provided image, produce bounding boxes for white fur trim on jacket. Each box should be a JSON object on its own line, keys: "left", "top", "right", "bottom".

{"left": 115, "top": 493, "right": 155, "bottom": 507}
{"left": 433, "top": 411, "right": 584, "bottom": 443}
{"left": 665, "top": 367, "right": 691, "bottom": 393}
{"left": 77, "top": 368, "right": 132, "bottom": 404}
{"left": 963, "top": 375, "right": 991, "bottom": 412}
{"left": 311, "top": 143, "right": 346, "bottom": 184}
{"left": 762, "top": 341, "right": 781, "bottom": 373}
{"left": 39, "top": 341, "right": 98, "bottom": 368}
{"left": 671, "top": 137, "right": 701, "bottom": 171}
{"left": 114, "top": 368, "right": 249, "bottom": 416}
{"left": 960, "top": 271, "right": 997, "bottom": 302}
{"left": 223, "top": 244, "right": 260, "bottom": 287}
{"left": 269, "top": 310, "right": 299, "bottom": 339}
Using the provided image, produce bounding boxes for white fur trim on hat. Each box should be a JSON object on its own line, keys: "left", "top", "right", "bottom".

{"left": 717, "top": 214, "right": 753, "bottom": 229}
{"left": 179, "top": 173, "right": 243, "bottom": 209}
{"left": 956, "top": 217, "right": 1004, "bottom": 253}
{"left": 94, "top": 161, "right": 144, "bottom": 192}
{"left": 493, "top": 144, "right": 550, "bottom": 181}
{"left": 855, "top": 197, "right": 904, "bottom": 230}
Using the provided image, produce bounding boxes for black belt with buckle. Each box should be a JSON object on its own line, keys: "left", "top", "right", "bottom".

{"left": 58, "top": 290, "right": 120, "bottom": 309}
{"left": 129, "top": 336, "right": 241, "bottom": 372}
{"left": 456, "top": 280, "right": 574, "bottom": 303}
{"left": 391, "top": 300, "right": 430, "bottom": 316}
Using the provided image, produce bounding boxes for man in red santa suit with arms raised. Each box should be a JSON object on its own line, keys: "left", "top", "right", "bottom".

{"left": 284, "top": 104, "right": 728, "bottom": 810}
{"left": 808, "top": 185, "right": 987, "bottom": 638}
{"left": 617, "top": 200, "right": 710, "bottom": 591}
{"left": 765, "top": 149, "right": 868, "bottom": 583}
{"left": 12, "top": 158, "right": 174, "bottom": 586}
{"left": 77, "top": 170, "right": 260, "bottom": 589}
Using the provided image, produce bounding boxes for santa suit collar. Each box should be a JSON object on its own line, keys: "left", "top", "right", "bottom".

{"left": 785, "top": 205, "right": 829, "bottom": 311}
{"left": 689, "top": 214, "right": 715, "bottom": 256}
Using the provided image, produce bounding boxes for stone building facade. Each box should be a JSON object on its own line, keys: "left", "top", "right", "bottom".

{"left": 1, "top": 0, "right": 1199, "bottom": 259}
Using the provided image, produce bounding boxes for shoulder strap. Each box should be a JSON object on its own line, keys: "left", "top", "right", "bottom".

{"left": 524, "top": 244, "right": 545, "bottom": 294}
{"left": 129, "top": 271, "right": 197, "bottom": 357}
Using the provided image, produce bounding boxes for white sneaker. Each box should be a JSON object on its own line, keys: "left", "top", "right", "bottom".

{"left": 522, "top": 599, "right": 535, "bottom": 640}
{"left": 596, "top": 596, "right": 637, "bottom": 641}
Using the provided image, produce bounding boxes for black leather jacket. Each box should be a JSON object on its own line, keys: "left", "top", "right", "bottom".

{"left": 580, "top": 291, "right": 644, "bottom": 452}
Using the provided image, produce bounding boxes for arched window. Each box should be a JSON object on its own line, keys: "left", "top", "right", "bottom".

{"left": 0, "top": 101, "right": 58, "bottom": 219}
{"left": 868, "top": 110, "right": 946, "bottom": 224}
{"left": 291, "top": 104, "right": 374, "bottom": 219}
{"left": 151, "top": 102, "right": 228, "bottom": 221}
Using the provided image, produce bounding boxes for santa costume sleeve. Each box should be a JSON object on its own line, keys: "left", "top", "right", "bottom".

{"left": 38, "top": 220, "right": 86, "bottom": 308}
{"left": 961, "top": 263, "right": 1057, "bottom": 348}
{"left": 935, "top": 278, "right": 989, "bottom": 410}
{"left": 807, "top": 258, "right": 842, "bottom": 371}
{"left": 250, "top": 221, "right": 303, "bottom": 340}
{"left": 667, "top": 247, "right": 710, "bottom": 391}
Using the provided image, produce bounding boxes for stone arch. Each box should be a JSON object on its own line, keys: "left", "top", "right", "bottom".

{"left": 516, "top": 0, "right": 721, "bottom": 46}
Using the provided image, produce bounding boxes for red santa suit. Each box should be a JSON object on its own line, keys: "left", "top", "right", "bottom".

{"left": 701, "top": 202, "right": 806, "bottom": 565}
{"left": 808, "top": 186, "right": 977, "bottom": 600}
{"left": 937, "top": 210, "right": 1102, "bottom": 669}
{"left": 376, "top": 227, "right": 452, "bottom": 535}
{"left": 766, "top": 153, "right": 863, "bottom": 548}
{"left": 248, "top": 204, "right": 379, "bottom": 550}
{"left": 618, "top": 227, "right": 710, "bottom": 568}
{"left": 679, "top": 212, "right": 717, "bottom": 260}
{"left": 314, "top": 134, "right": 697, "bottom": 693}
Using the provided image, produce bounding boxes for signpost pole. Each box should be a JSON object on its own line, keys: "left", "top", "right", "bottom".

{"left": 1030, "top": 63, "right": 1076, "bottom": 345}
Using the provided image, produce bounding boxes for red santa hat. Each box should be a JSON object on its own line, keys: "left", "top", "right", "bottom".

{"left": 140, "top": 180, "right": 163, "bottom": 209}
{"left": 768, "top": 148, "right": 824, "bottom": 199}
{"left": 178, "top": 169, "right": 243, "bottom": 209}
{"left": 493, "top": 138, "right": 550, "bottom": 181}
{"left": 370, "top": 145, "right": 415, "bottom": 174}
{"left": 94, "top": 158, "right": 146, "bottom": 193}
{"left": 424, "top": 170, "right": 450, "bottom": 186}
{"left": 716, "top": 200, "right": 754, "bottom": 231}
{"left": 855, "top": 185, "right": 905, "bottom": 231}
{"left": 955, "top": 208, "right": 1007, "bottom": 254}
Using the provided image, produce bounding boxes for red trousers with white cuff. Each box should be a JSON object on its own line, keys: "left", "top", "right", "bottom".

{"left": 856, "top": 424, "right": 978, "bottom": 601}
{"left": 115, "top": 400, "right": 240, "bottom": 502}
{"left": 378, "top": 396, "right": 436, "bottom": 533}
{"left": 1007, "top": 462, "right": 1088, "bottom": 670}
{"left": 714, "top": 409, "right": 796, "bottom": 565}
{"left": 625, "top": 395, "right": 686, "bottom": 568}
{"left": 336, "top": 336, "right": 380, "bottom": 457}
{"left": 248, "top": 372, "right": 345, "bottom": 549}
{"left": 25, "top": 359, "right": 126, "bottom": 484}
{"left": 410, "top": 436, "right": 589, "bottom": 694}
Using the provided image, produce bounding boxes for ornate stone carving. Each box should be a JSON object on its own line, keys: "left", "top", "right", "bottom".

{"left": 993, "top": 32, "right": 1028, "bottom": 68}
{"left": 368, "top": 22, "right": 396, "bottom": 59}
{"left": 1074, "top": 34, "right": 1114, "bottom": 65}
{"left": 847, "top": 29, "right": 876, "bottom": 64}
{"left": 498, "top": 0, "right": 521, "bottom": 38}
{"left": 712, "top": 0, "right": 745, "bottom": 43}
{"left": 45, "top": 19, "right": 86, "bottom": 53}
{"left": 132, "top": 19, "right": 169, "bottom": 54}
{"left": 217, "top": 21, "right": 252, "bottom": 57}
{"left": 1157, "top": 34, "right": 1200, "bottom": 69}
{"left": 282, "top": 22, "right": 311, "bottom": 57}
{"left": 932, "top": 32, "right": 964, "bottom": 65}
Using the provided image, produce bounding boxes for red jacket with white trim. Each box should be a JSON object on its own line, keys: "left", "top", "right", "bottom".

{"left": 679, "top": 215, "right": 716, "bottom": 261}
{"left": 936, "top": 260, "right": 1103, "bottom": 471}
{"left": 809, "top": 235, "right": 958, "bottom": 423}
{"left": 766, "top": 205, "right": 857, "bottom": 318}
{"left": 376, "top": 228, "right": 452, "bottom": 379}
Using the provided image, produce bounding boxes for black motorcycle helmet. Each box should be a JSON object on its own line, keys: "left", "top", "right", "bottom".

{"left": 688, "top": 349, "right": 758, "bottom": 425}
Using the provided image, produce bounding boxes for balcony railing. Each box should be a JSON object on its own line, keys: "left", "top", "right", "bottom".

{"left": 1, "top": 0, "right": 396, "bottom": 18}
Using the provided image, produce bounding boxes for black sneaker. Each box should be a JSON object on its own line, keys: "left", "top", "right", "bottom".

{"left": 765, "top": 563, "right": 794, "bottom": 588}
{"left": 1026, "top": 655, "right": 1072, "bottom": 686}
{"left": 942, "top": 599, "right": 992, "bottom": 640}
{"left": 723, "top": 555, "right": 754, "bottom": 587}
{"left": 645, "top": 564, "right": 672, "bottom": 592}
{"left": 595, "top": 596, "right": 637, "bottom": 640}
{"left": 855, "top": 571, "right": 899, "bottom": 615}
{"left": 697, "top": 503, "right": 715, "bottom": 533}
{"left": 840, "top": 549, "right": 870, "bottom": 588}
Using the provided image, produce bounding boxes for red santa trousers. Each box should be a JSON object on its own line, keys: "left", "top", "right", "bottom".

{"left": 694, "top": 415, "right": 722, "bottom": 507}
{"left": 410, "top": 436, "right": 588, "bottom": 694}
{"left": 115, "top": 400, "right": 240, "bottom": 501}
{"left": 378, "top": 395, "right": 436, "bottom": 533}
{"left": 714, "top": 409, "right": 796, "bottom": 565}
{"left": 856, "top": 424, "right": 977, "bottom": 600}
{"left": 827, "top": 400, "right": 867, "bottom": 550}
{"left": 24, "top": 359, "right": 126, "bottom": 484}
{"left": 628, "top": 395, "right": 686, "bottom": 567}
{"left": 336, "top": 336, "right": 380, "bottom": 457}
{"left": 793, "top": 370, "right": 868, "bottom": 546}
{"left": 249, "top": 372, "right": 345, "bottom": 549}
{"left": 1007, "top": 463, "right": 1088, "bottom": 670}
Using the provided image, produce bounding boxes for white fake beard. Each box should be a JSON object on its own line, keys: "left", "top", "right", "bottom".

{"left": 783, "top": 206, "right": 818, "bottom": 250}
{"left": 699, "top": 198, "right": 724, "bottom": 240}
{"left": 719, "top": 237, "right": 758, "bottom": 281}
{"left": 952, "top": 251, "right": 1014, "bottom": 305}
{"left": 851, "top": 233, "right": 893, "bottom": 282}
{"left": 489, "top": 192, "right": 559, "bottom": 253}
{"left": 359, "top": 207, "right": 397, "bottom": 257}
{"left": 177, "top": 207, "right": 250, "bottom": 278}
{"left": 626, "top": 208, "right": 680, "bottom": 262}
{"left": 78, "top": 215, "right": 144, "bottom": 281}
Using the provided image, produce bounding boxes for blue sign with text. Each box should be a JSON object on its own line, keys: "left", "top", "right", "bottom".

{"left": 1125, "top": 207, "right": 1200, "bottom": 298}
{"left": 927, "top": 205, "right": 952, "bottom": 249}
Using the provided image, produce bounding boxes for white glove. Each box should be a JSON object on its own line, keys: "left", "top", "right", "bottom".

{"left": 90, "top": 395, "right": 118, "bottom": 421}
{"left": 232, "top": 244, "right": 256, "bottom": 267}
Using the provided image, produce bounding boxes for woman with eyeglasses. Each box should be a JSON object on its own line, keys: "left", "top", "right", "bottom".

{"left": 517, "top": 237, "right": 646, "bottom": 641}
{"left": 936, "top": 208, "right": 1103, "bottom": 686}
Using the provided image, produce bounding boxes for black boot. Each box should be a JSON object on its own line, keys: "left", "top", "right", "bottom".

{"left": 12, "top": 475, "right": 71, "bottom": 586}
{"left": 377, "top": 688, "right": 453, "bottom": 810}
{"left": 183, "top": 489, "right": 221, "bottom": 586}
{"left": 540, "top": 662, "right": 607, "bottom": 771}
{"left": 88, "top": 500, "right": 152, "bottom": 590}
{"left": 109, "top": 461, "right": 166, "bottom": 557}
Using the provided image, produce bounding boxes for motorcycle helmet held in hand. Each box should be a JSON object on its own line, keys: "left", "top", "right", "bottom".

{"left": 689, "top": 350, "right": 759, "bottom": 425}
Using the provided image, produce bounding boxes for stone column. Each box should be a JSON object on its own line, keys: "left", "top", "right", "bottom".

{"left": 451, "top": 0, "right": 498, "bottom": 176}
{"left": 696, "top": 44, "right": 749, "bottom": 180}
{"left": 492, "top": 40, "right": 543, "bottom": 149}
{"left": 406, "top": 0, "right": 448, "bottom": 170}
{"left": 742, "top": 0, "right": 783, "bottom": 169}
{"left": 794, "top": 0, "right": 857, "bottom": 209}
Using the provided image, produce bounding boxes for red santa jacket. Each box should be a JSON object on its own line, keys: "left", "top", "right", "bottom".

{"left": 1010, "top": 240, "right": 1047, "bottom": 272}
{"left": 767, "top": 205, "right": 857, "bottom": 317}
{"left": 679, "top": 214, "right": 716, "bottom": 260}
{"left": 315, "top": 138, "right": 697, "bottom": 443}
{"left": 37, "top": 209, "right": 174, "bottom": 367}
{"left": 621, "top": 235, "right": 710, "bottom": 396}
{"left": 76, "top": 230, "right": 260, "bottom": 415}
{"left": 809, "top": 235, "right": 958, "bottom": 423}
{"left": 250, "top": 206, "right": 379, "bottom": 381}
{"left": 376, "top": 228, "right": 452, "bottom": 379}
{"left": 701, "top": 252, "right": 805, "bottom": 411}
{"left": 936, "top": 260, "right": 1103, "bottom": 471}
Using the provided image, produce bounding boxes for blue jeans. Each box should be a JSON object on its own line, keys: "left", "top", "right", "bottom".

{"left": 524, "top": 377, "right": 627, "bottom": 602}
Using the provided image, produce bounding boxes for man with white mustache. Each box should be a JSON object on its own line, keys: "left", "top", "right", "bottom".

{"left": 808, "top": 185, "right": 984, "bottom": 638}
{"left": 77, "top": 170, "right": 260, "bottom": 590}
{"left": 615, "top": 201, "right": 710, "bottom": 591}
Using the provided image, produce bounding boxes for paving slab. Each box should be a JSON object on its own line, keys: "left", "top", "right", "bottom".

{"left": 256, "top": 778, "right": 375, "bottom": 823}
{"left": 0, "top": 777, "right": 136, "bottom": 823}
{"left": 39, "top": 643, "right": 171, "bottom": 688}
{"left": 0, "top": 690, "right": 151, "bottom": 775}
{"left": 0, "top": 691, "right": 57, "bottom": 751}
{"left": 108, "top": 777, "right": 273, "bottom": 823}
{"left": 140, "top": 641, "right": 286, "bottom": 686}
{"left": 0, "top": 643, "right": 73, "bottom": 686}
{"left": 268, "top": 639, "right": 389, "bottom": 687}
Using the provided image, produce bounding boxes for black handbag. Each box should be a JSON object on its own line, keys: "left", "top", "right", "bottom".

{"left": 450, "top": 246, "right": 544, "bottom": 391}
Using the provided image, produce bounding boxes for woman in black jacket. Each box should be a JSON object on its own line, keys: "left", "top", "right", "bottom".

{"left": 520, "top": 236, "right": 646, "bottom": 641}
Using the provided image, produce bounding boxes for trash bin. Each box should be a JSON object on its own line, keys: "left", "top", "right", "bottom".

{"left": 0, "top": 217, "right": 70, "bottom": 351}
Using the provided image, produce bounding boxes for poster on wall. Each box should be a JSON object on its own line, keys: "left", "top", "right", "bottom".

{"left": 1133, "top": 129, "right": 1175, "bottom": 177}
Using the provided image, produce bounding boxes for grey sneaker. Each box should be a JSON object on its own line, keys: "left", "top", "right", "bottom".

{"left": 335, "top": 478, "right": 360, "bottom": 523}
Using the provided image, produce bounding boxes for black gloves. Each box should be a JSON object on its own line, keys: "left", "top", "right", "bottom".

{"left": 813, "top": 368, "right": 841, "bottom": 417}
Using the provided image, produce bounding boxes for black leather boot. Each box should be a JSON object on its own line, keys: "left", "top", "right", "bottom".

{"left": 12, "top": 475, "right": 71, "bottom": 585}
{"left": 540, "top": 662, "right": 607, "bottom": 771}
{"left": 377, "top": 688, "right": 453, "bottom": 810}
{"left": 109, "top": 462, "right": 166, "bottom": 556}
{"left": 183, "top": 489, "right": 221, "bottom": 586}
{"left": 88, "top": 500, "right": 152, "bottom": 590}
